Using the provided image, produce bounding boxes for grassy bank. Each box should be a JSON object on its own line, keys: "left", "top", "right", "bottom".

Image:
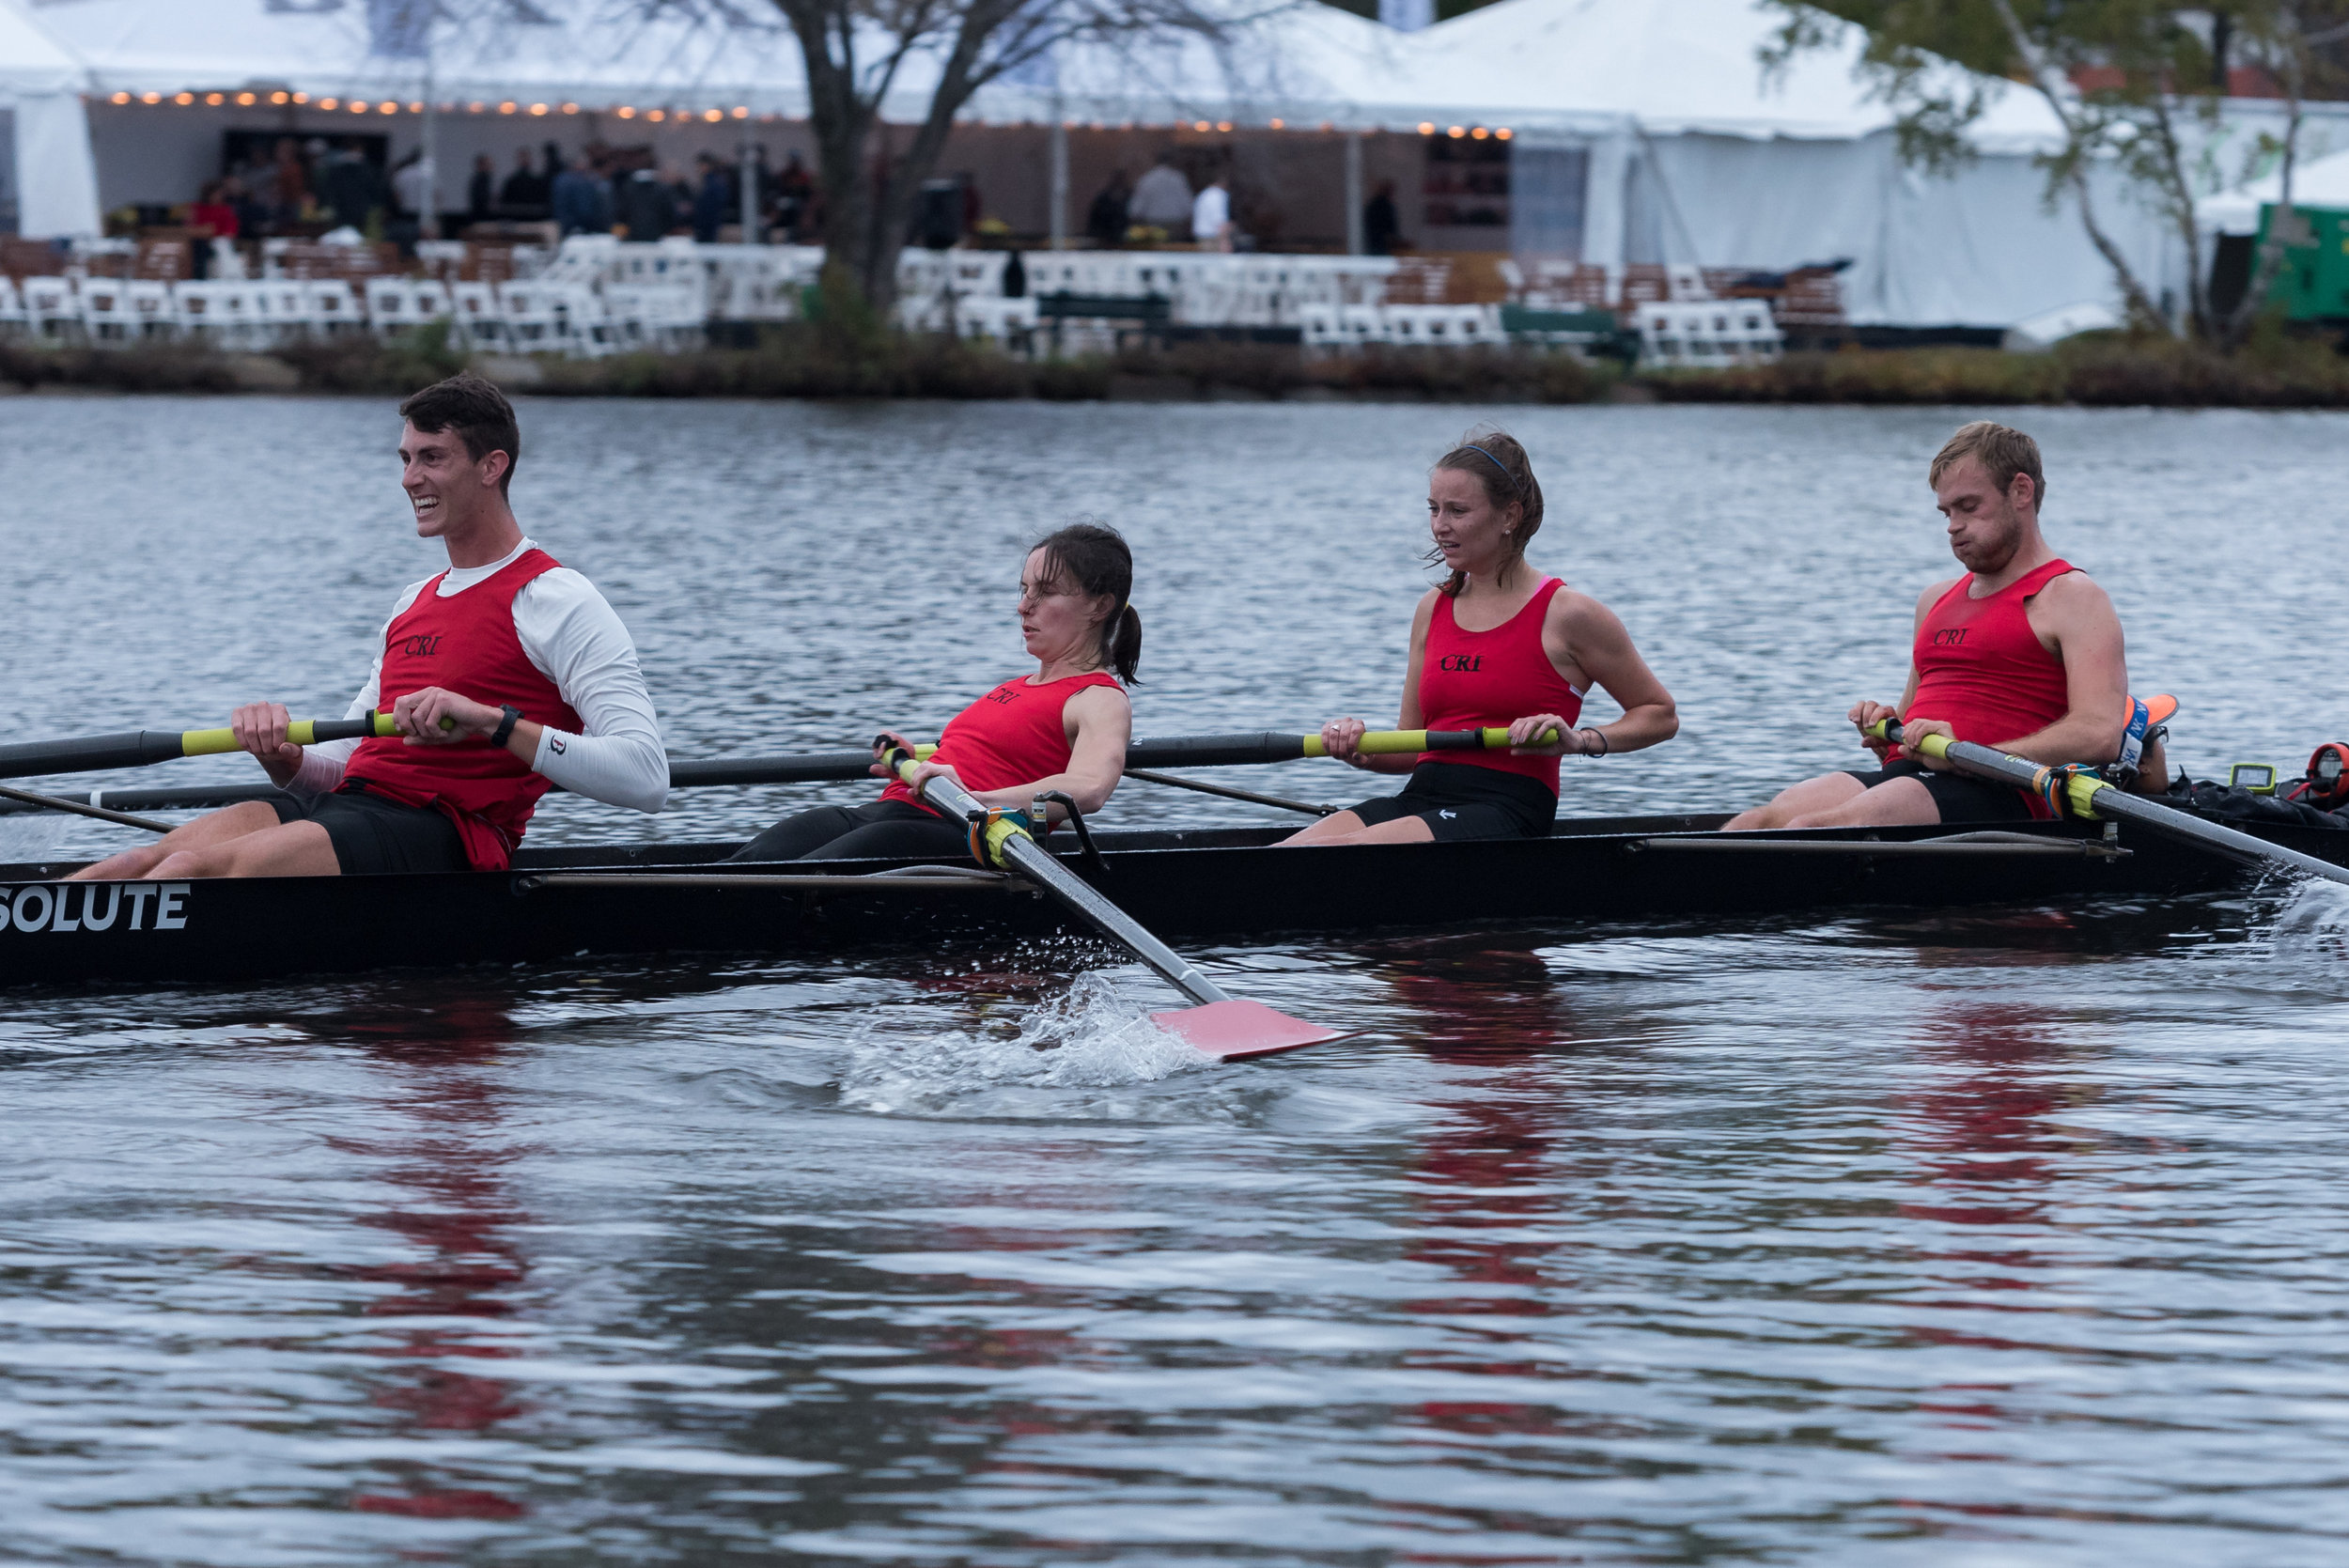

{"left": 3, "top": 326, "right": 2343, "bottom": 407}
{"left": 1645, "top": 334, "right": 2349, "bottom": 408}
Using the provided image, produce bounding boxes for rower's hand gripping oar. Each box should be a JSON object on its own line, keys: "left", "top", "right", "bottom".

{"left": 0, "top": 712, "right": 426, "bottom": 783}
{"left": 1868, "top": 706, "right": 2349, "bottom": 891}
{"left": 874, "top": 737, "right": 1346, "bottom": 1061}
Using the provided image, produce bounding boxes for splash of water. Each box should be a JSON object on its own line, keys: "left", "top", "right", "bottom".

{"left": 2269, "top": 877, "right": 2349, "bottom": 963}
{"left": 836, "top": 972, "right": 1213, "bottom": 1118}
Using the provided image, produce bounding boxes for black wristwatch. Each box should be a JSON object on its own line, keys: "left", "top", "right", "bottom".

{"left": 489, "top": 705, "right": 523, "bottom": 748}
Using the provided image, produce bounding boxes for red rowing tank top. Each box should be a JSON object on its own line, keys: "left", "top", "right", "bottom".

{"left": 342, "top": 547, "right": 583, "bottom": 871}
{"left": 881, "top": 671, "right": 1125, "bottom": 818}
{"left": 1416, "top": 576, "right": 1585, "bottom": 796}
{"left": 1896, "top": 557, "right": 2077, "bottom": 763}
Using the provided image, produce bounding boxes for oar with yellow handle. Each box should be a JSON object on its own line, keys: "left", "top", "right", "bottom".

{"left": 0, "top": 711, "right": 486, "bottom": 783}
{"left": 875, "top": 736, "right": 1346, "bottom": 1061}
{"left": 1868, "top": 715, "right": 2349, "bottom": 891}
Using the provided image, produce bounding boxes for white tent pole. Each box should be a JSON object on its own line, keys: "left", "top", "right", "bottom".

{"left": 1049, "top": 109, "right": 1068, "bottom": 250}
{"left": 1344, "top": 132, "right": 1363, "bottom": 256}
{"left": 419, "top": 56, "right": 439, "bottom": 240}
{"left": 740, "top": 116, "right": 756, "bottom": 242}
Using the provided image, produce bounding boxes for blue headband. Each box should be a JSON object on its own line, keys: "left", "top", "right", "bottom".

{"left": 1463, "top": 444, "right": 1519, "bottom": 491}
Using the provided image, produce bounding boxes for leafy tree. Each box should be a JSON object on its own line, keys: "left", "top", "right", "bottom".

{"left": 1765, "top": 1, "right": 2343, "bottom": 343}
{"left": 720, "top": 0, "right": 1256, "bottom": 316}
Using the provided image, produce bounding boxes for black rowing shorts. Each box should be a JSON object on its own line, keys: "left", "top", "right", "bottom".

{"left": 269, "top": 785, "right": 468, "bottom": 876}
{"left": 728, "top": 800, "right": 972, "bottom": 862}
{"left": 1346, "top": 762, "right": 1557, "bottom": 842}
{"left": 1841, "top": 758, "right": 2034, "bottom": 824}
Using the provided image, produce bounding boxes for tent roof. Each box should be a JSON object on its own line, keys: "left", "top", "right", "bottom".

{"left": 31, "top": 0, "right": 2065, "bottom": 147}
{"left": 0, "top": 0, "right": 85, "bottom": 95}
{"left": 2199, "top": 146, "right": 2349, "bottom": 233}
{"left": 33, "top": 0, "right": 817, "bottom": 113}
{"left": 1408, "top": 0, "right": 2065, "bottom": 147}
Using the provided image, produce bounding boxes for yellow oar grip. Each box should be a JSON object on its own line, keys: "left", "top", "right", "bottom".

{"left": 1304, "top": 726, "right": 1562, "bottom": 757}
{"left": 179, "top": 712, "right": 409, "bottom": 756}
{"left": 1862, "top": 719, "right": 1949, "bottom": 758}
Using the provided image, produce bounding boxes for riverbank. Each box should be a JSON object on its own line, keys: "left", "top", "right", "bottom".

{"left": 3, "top": 327, "right": 2343, "bottom": 406}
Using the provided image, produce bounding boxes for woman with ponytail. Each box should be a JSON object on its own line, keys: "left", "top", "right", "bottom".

{"left": 1284, "top": 428, "right": 1676, "bottom": 846}
{"left": 731, "top": 523, "right": 1138, "bottom": 862}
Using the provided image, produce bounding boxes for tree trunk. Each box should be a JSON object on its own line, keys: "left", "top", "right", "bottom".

{"left": 1987, "top": 0, "right": 2173, "bottom": 334}
{"left": 2222, "top": 11, "right": 2309, "bottom": 348}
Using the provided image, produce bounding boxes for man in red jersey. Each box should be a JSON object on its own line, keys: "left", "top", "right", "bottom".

{"left": 1728, "top": 421, "right": 2166, "bottom": 831}
{"left": 71, "top": 374, "right": 665, "bottom": 880}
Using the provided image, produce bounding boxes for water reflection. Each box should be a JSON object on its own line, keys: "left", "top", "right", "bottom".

{"left": 337, "top": 998, "right": 533, "bottom": 1523}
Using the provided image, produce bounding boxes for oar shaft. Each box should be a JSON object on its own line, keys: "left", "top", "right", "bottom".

{"left": 0, "top": 781, "right": 176, "bottom": 833}
{"left": 1881, "top": 722, "right": 2349, "bottom": 890}
{"left": 886, "top": 745, "right": 1233, "bottom": 1007}
{"left": 0, "top": 714, "right": 397, "bottom": 781}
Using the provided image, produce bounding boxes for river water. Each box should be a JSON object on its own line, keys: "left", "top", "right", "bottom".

{"left": 5, "top": 396, "right": 2349, "bottom": 1564}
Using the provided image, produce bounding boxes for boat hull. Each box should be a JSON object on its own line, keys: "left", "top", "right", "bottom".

{"left": 3, "top": 812, "right": 2341, "bottom": 988}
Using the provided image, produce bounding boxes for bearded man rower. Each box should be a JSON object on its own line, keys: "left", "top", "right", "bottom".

{"left": 72, "top": 374, "right": 666, "bottom": 881}
{"left": 1727, "top": 420, "right": 2166, "bottom": 832}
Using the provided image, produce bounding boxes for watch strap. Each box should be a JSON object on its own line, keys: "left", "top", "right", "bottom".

{"left": 490, "top": 705, "right": 523, "bottom": 748}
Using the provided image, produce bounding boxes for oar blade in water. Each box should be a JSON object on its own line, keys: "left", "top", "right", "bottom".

{"left": 1151, "top": 998, "right": 1349, "bottom": 1060}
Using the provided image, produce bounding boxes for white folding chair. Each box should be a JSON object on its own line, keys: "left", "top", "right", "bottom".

{"left": 304, "top": 281, "right": 363, "bottom": 335}
{"left": 1299, "top": 303, "right": 1345, "bottom": 349}
{"left": 408, "top": 279, "right": 455, "bottom": 333}
{"left": 78, "top": 278, "right": 133, "bottom": 343}
{"left": 449, "top": 281, "right": 507, "bottom": 351}
{"left": 252, "top": 280, "right": 314, "bottom": 344}
{"left": 498, "top": 282, "right": 568, "bottom": 353}
{"left": 125, "top": 281, "right": 176, "bottom": 340}
{"left": 170, "top": 282, "right": 239, "bottom": 346}
{"left": 555, "top": 287, "right": 619, "bottom": 357}
{"left": 364, "top": 275, "right": 414, "bottom": 336}
{"left": 22, "top": 276, "right": 77, "bottom": 339}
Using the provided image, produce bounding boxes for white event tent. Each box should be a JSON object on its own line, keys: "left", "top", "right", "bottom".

{"left": 0, "top": 0, "right": 99, "bottom": 237}
{"left": 12, "top": 0, "right": 2208, "bottom": 327}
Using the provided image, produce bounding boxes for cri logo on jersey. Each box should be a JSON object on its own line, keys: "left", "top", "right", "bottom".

{"left": 1931, "top": 629, "right": 1968, "bottom": 646}
{"left": 1438, "top": 654, "right": 1483, "bottom": 672}
{"left": 397, "top": 633, "right": 445, "bottom": 658}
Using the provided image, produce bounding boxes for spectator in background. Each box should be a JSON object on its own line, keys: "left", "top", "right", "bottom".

{"left": 550, "top": 150, "right": 609, "bottom": 237}
{"left": 390, "top": 148, "right": 431, "bottom": 221}
{"left": 774, "top": 150, "right": 813, "bottom": 240}
{"left": 226, "top": 174, "right": 268, "bottom": 238}
{"left": 618, "top": 164, "right": 679, "bottom": 240}
{"left": 499, "top": 147, "right": 548, "bottom": 215}
{"left": 1190, "top": 171, "right": 1232, "bottom": 252}
{"left": 1128, "top": 154, "right": 1190, "bottom": 240}
{"left": 1363, "top": 179, "right": 1400, "bottom": 256}
{"left": 1085, "top": 168, "right": 1130, "bottom": 248}
{"left": 467, "top": 153, "right": 496, "bottom": 224}
{"left": 692, "top": 153, "right": 733, "bottom": 243}
{"left": 318, "top": 140, "right": 386, "bottom": 232}
{"left": 270, "top": 138, "right": 311, "bottom": 224}
{"left": 188, "top": 179, "right": 239, "bottom": 278}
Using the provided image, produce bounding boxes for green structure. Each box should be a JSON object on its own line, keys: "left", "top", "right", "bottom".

{"left": 2257, "top": 203, "right": 2349, "bottom": 320}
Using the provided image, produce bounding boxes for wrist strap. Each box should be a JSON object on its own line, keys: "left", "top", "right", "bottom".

{"left": 490, "top": 705, "right": 522, "bottom": 748}
{"left": 1586, "top": 727, "right": 1608, "bottom": 757}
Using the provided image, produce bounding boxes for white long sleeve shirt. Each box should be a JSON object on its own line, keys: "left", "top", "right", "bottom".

{"left": 288, "top": 537, "right": 668, "bottom": 814}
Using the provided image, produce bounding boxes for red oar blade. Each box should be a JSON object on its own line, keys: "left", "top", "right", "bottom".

{"left": 1152, "top": 999, "right": 1350, "bottom": 1061}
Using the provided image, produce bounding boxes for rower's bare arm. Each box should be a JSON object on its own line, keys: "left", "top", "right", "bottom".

{"left": 1997, "top": 574, "right": 2131, "bottom": 768}
{"left": 1323, "top": 593, "right": 1437, "bottom": 774}
{"left": 1546, "top": 593, "right": 1675, "bottom": 756}
{"left": 229, "top": 700, "right": 305, "bottom": 787}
